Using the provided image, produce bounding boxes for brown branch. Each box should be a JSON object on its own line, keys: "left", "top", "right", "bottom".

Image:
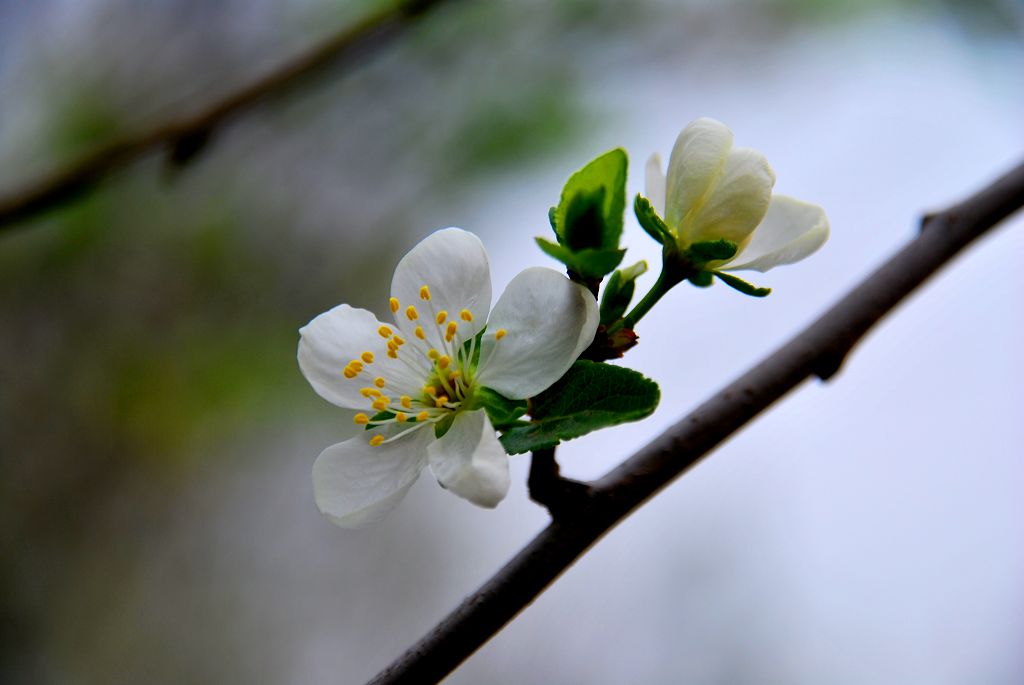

{"left": 0, "top": 0, "right": 457, "bottom": 231}
{"left": 366, "top": 158, "right": 1024, "bottom": 685}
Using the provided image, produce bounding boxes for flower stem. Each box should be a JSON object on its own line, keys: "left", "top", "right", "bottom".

{"left": 610, "top": 246, "right": 694, "bottom": 333}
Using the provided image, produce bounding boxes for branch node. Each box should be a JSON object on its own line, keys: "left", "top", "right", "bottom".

{"left": 528, "top": 448, "right": 597, "bottom": 520}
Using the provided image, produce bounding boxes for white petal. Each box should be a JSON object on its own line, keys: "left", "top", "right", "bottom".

{"left": 664, "top": 117, "right": 734, "bottom": 228}
{"left": 312, "top": 429, "right": 430, "bottom": 528}
{"left": 298, "top": 304, "right": 424, "bottom": 410}
{"left": 724, "top": 195, "right": 830, "bottom": 273}
{"left": 390, "top": 227, "right": 491, "bottom": 349}
{"left": 644, "top": 153, "right": 667, "bottom": 217}
{"left": 476, "top": 267, "right": 599, "bottom": 399}
{"left": 427, "top": 410, "right": 509, "bottom": 508}
{"left": 685, "top": 146, "right": 775, "bottom": 245}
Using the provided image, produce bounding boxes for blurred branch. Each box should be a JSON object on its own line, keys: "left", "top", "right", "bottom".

{"left": 366, "top": 158, "right": 1024, "bottom": 685}
{"left": 0, "top": 0, "right": 458, "bottom": 232}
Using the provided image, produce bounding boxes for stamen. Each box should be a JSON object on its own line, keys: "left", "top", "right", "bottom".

{"left": 393, "top": 336, "right": 406, "bottom": 346}
{"left": 435, "top": 311, "right": 447, "bottom": 325}
{"left": 424, "top": 386, "right": 437, "bottom": 396}
{"left": 416, "top": 411, "right": 430, "bottom": 422}
{"left": 360, "top": 387, "right": 380, "bottom": 398}
{"left": 414, "top": 326, "right": 426, "bottom": 340}
{"left": 400, "top": 396, "right": 412, "bottom": 409}
{"left": 389, "top": 297, "right": 400, "bottom": 314}
{"left": 419, "top": 285, "right": 431, "bottom": 301}
{"left": 369, "top": 434, "right": 385, "bottom": 447}
{"left": 438, "top": 355, "right": 451, "bottom": 369}
{"left": 427, "top": 349, "right": 440, "bottom": 361}
{"left": 343, "top": 367, "right": 358, "bottom": 379}
{"left": 387, "top": 350, "right": 398, "bottom": 359}
{"left": 405, "top": 305, "right": 418, "bottom": 321}
{"left": 354, "top": 413, "right": 370, "bottom": 425}
{"left": 445, "top": 321, "right": 458, "bottom": 342}
{"left": 378, "top": 325, "right": 393, "bottom": 338}
{"left": 374, "top": 377, "right": 386, "bottom": 388}
{"left": 434, "top": 396, "right": 449, "bottom": 408}
{"left": 460, "top": 309, "right": 473, "bottom": 322}
{"left": 372, "top": 398, "right": 390, "bottom": 411}
{"left": 396, "top": 412, "right": 408, "bottom": 423}
{"left": 361, "top": 351, "right": 375, "bottom": 363}
{"left": 495, "top": 329, "right": 507, "bottom": 340}
{"left": 348, "top": 360, "right": 364, "bottom": 372}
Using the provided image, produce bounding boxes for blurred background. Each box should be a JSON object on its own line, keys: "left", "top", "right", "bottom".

{"left": 1, "top": 0, "right": 1022, "bottom": 683}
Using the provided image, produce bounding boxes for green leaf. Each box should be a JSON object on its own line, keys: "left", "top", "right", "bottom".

{"left": 473, "top": 387, "right": 528, "bottom": 429}
{"left": 499, "top": 360, "right": 660, "bottom": 454}
{"left": 686, "top": 239, "right": 738, "bottom": 263}
{"left": 550, "top": 148, "right": 628, "bottom": 256}
{"left": 600, "top": 260, "right": 648, "bottom": 326}
{"left": 634, "top": 194, "right": 672, "bottom": 245}
{"left": 535, "top": 237, "right": 625, "bottom": 279}
{"left": 714, "top": 271, "right": 772, "bottom": 297}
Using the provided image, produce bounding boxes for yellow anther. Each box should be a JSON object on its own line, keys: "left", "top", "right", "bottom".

{"left": 372, "top": 398, "right": 389, "bottom": 411}
{"left": 416, "top": 411, "right": 430, "bottom": 422}
{"left": 449, "top": 370, "right": 461, "bottom": 379}
{"left": 427, "top": 349, "right": 440, "bottom": 360}
{"left": 387, "top": 350, "right": 398, "bottom": 359}
{"left": 361, "top": 351, "right": 375, "bottom": 364}
{"left": 495, "top": 328, "right": 507, "bottom": 340}
{"left": 360, "top": 387, "right": 381, "bottom": 398}
{"left": 460, "top": 309, "right": 473, "bottom": 322}
{"left": 387, "top": 340, "right": 399, "bottom": 352}
{"left": 445, "top": 321, "right": 458, "bottom": 342}
{"left": 424, "top": 386, "right": 437, "bottom": 396}
{"left": 400, "top": 395, "right": 412, "bottom": 409}
{"left": 414, "top": 326, "right": 426, "bottom": 340}
{"left": 435, "top": 395, "right": 449, "bottom": 408}
{"left": 378, "top": 325, "right": 392, "bottom": 338}
{"left": 369, "top": 434, "right": 385, "bottom": 447}
{"left": 406, "top": 305, "right": 418, "bottom": 321}
{"left": 396, "top": 412, "right": 408, "bottom": 423}
{"left": 435, "top": 310, "right": 447, "bottom": 325}
{"left": 419, "top": 285, "right": 431, "bottom": 301}
{"left": 354, "top": 413, "right": 370, "bottom": 425}
{"left": 393, "top": 335, "right": 405, "bottom": 346}
{"left": 374, "top": 377, "right": 386, "bottom": 388}
{"left": 348, "top": 360, "right": 364, "bottom": 372}
{"left": 389, "top": 297, "right": 400, "bottom": 313}
{"left": 343, "top": 367, "right": 358, "bottom": 379}
{"left": 438, "top": 355, "right": 451, "bottom": 369}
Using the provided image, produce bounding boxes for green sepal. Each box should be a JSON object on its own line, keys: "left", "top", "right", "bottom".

{"left": 600, "top": 260, "right": 648, "bottom": 326}
{"left": 688, "top": 270, "right": 713, "bottom": 287}
{"left": 365, "top": 410, "right": 395, "bottom": 429}
{"left": 634, "top": 194, "right": 672, "bottom": 245}
{"left": 434, "top": 412, "right": 456, "bottom": 439}
{"left": 714, "top": 271, "right": 772, "bottom": 297}
{"left": 472, "top": 387, "right": 529, "bottom": 430}
{"left": 686, "top": 239, "right": 738, "bottom": 264}
{"left": 498, "top": 360, "right": 660, "bottom": 455}
{"left": 535, "top": 237, "right": 625, "bottom": 280}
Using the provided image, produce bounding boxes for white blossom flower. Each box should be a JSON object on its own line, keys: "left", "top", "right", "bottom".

{"left": 645, "top": 117, "right": 829, "bottom": 272}
{"left": 298, "top": 228, "right": 599, "bottom": 527}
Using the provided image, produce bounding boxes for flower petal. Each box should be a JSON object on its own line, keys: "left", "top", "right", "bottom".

{"left": 664, "top": 117, "right": 734, "bottom": 228}
{"left": 476, "top": 267, "right": 599, "bottom": 399}
{"left": 427, "top": 410, "right": 509, "bottom": 508}
{"left": 724, "top": 195, "right": 830, "bottom": 273}
{"left": 312, "top": 429, "right": 430, "bottom": 528}
{"left": 644, "top": 153, "right": 667, "bottom": 218}
{"left": 298, "top": 304, "right": 424, "bottom": 410}
{"left": 685, "top": 146, "right": 775, "bottom": 245}
{"left": 390, "top": 227, "right": 491, "bottom": 349}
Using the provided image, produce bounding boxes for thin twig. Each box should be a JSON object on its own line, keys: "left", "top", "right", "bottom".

{"left": 0, "top": 0, "right": 457, "bottom": 231}
{"left": 366, "top": 158, "right": 1024, "bottom": 685}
